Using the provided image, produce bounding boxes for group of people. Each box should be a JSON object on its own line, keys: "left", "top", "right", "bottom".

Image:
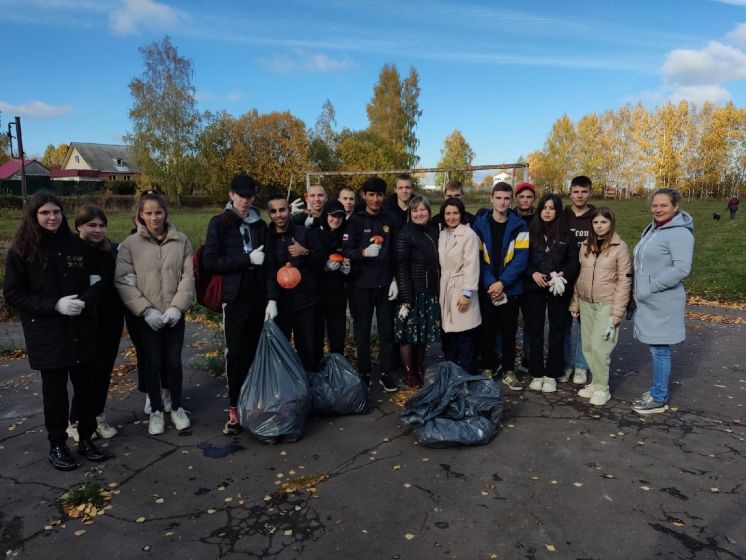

{"left": 4, "top": 172, "right": 694, "bottom": 471}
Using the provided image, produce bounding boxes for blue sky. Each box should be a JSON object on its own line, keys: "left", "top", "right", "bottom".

{"left": 2, "top": 0, "right": 746, "bottom": 169}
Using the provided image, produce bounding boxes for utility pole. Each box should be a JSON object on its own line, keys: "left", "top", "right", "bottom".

{"left": 7, "top": 117, "right": 28, "bottom": 207}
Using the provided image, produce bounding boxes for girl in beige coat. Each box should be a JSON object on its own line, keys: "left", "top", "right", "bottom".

{"left": 116, "top": 192, "right": 194, "bottom": 435}
{"left": 569, "top": 207, "right": 631, "bottom": 406}
{"left": 438, "top": 198, "right": 481, "bottom": 373}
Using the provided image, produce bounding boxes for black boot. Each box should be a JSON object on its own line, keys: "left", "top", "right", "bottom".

{"left": 78, "top": 439, "right": 109, "bottom": 462}
{"left": 49, "top": 444, "right": 78, "bottom": 471}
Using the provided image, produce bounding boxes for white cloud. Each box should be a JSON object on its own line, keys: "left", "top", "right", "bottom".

{"left": 663, "top": 41, "right": 746, "bottom": 85}
{"left": 711, "top": 0, "right": 746, "bottom": 5}
{"left": 0, "top": 100, "right": 72, "bottom": 119}
{"left": 109, "top": 0, "right": 187, "bottom": 35}
{"left": 196, "top": 90, "right": 244, "bottom": 103}
{"left": 669, "top": 84, "right": 731, "bottom": 105}
{"left": 259, "top": 51, "right": 356, "bottom": 74}
{"left": 726, "top": 22, "right": 746, "bottom": 46}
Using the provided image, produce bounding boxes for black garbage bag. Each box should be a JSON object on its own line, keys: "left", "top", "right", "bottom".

{"left": 309, "top": 353, "right": 371, "bottom": 416}
{"left": 238, "top": 321, "right": 311, "bottom": 444}
{"left": 400, "top": 361, "right": 503, "bottom": 448}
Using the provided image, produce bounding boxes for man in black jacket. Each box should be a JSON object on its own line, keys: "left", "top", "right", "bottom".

{"left": 430, "top": 180, "right": 475, "bottom": 231}
{"left": 290, "top": 184, "right": 328, "bottom": 230}
{"left": 265, "top": 195, "right": 325, "bottom": 373}
{"left": 343, "top": 177, "right": 399, "bottom": 392}
{"left": 202, "top": 173, "right": 270, "bottom": 435}
{"left": 383, "top": 173, "right": 414, "bottom": 231}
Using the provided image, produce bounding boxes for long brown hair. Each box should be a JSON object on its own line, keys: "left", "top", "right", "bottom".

{"left": 74, "top": 204, "right": 111, "bottom": 252}
{"left": 585, "top": 207, "right": 616, "bottom": 256}
{"left": 529, "top": 193, "right": 566, "bottom": 244}
{"left": 136, "top": 191, "right": 170, "bottom": 232}
{"left": 11, "top": 191, "right": 72, "bottom": 265}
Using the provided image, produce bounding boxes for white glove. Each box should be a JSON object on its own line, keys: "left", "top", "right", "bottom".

{"left": 549, "top": 272, "right": 567, "bottom": 296}
{"left": 144, "top": 308, "right": 164, "bottom": 331}
{"left": 249, "top": 245, "right": 265, "bottom": 266}
{"left": 124, "top": 273, "right": 137, "bottom": 287}
{"left": 290, "top": 198, "right": 304, "bottom": 215}
{"left": 362, "top": 244, "right": 381, "bottom": 258}
{"left": 398, "top": 305, "right": 410, "bottom": 320}
{"left": 162, "top": 306, "right": 182, "bottom": 327}
{"left": 340, "top": 259, "right": 351, "bottom": 275}
{"left": 304, "top": 215, "right": 315, "bottom": 227}
{"left": 264, "top": 300, "right": 278, "bottom": 322}
{"left": 89, "top": 274, "right": 101, "bottom": 286}
{"left": 55, "top": 294, "right": 85, "bottom": 316}
{"left": 602, "top": 318, "right": 616, "bottom": 341}
{"left": 388, "top": 280, "right": 398, "bottom": 301}
{"left": 325, "top": 259, "right": 341, "bottom": 271}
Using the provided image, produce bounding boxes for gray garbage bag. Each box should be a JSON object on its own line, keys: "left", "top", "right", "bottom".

{"left": 309, "top": 353, "right": 371, "bottom": 416}
{"left": 238, "top": 320, "right": 311, "bottom": 444}
{"left": 401, "top": 361, "right": 503, "bottom": 447}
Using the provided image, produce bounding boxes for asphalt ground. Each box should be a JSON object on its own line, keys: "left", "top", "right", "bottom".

{"left": 0, "top": 303, "right": 744, "bottom": 560}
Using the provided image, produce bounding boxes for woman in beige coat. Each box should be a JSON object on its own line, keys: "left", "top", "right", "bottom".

{"left": 116, "top": 192, "right": 194, "bottom": 435}
{"left": 438, "top": 198, "right": 481, "bottom": 373}
{"left": 569, "top": 207, "right": 631, "bottom": 406}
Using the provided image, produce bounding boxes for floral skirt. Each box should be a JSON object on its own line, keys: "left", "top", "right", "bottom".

{"left": 394, "top": 293, "right": 442, "bottom": 345}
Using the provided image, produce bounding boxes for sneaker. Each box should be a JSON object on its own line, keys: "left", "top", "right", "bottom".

{"left": 501, "top": 371, "right": 523, "bottom": 391}
{"left": 590, "top": 390, "right": 611, "bottom": 406}
{"left": 148, "top": 411, "right": 165, "bottom": 435}
{"left": 95, "top": 415, "right": 118, "bottom": 439}
{"left": 379, "top": 372, "right": 398, "bottom": 393}
{"left": 171, "top": 407, "right": 190, "bottom": 431}
{"left": 528, "top": 377, "right": 543, "bottom": 391}
{"left": 161, "top": 389, "right": 172, "bottom": 413}
{"left": 144, "top": 394, "right": 152, "bottom": 414}
{"left": 558, "top": 367, "right": 573, "bottom": 383}
{"left": 577, "top": 385, "right": 595, "bottom": 399}
{"left": 631, "top": 393, "right": 668, "bottom": 415}
{"left": 66, "top": 422, "right": 97, "bottom": 443}
{"left": 541, "top": 377, "right": 557, "bottom": 393}
{"left": 572, "top": 368, "right": 588, "bottom": 385}
{"left": 481, "top": 368, "right": 495, "bottom": 378}
{"left": 632, "top": 391, "right": 651, "bottom": 406}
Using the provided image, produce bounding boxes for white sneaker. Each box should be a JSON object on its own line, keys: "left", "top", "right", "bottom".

{"left": 171, "top": 407, "right": 190, "bottom": 431}
{"left": 95, "top": 415, "right": 118, "bottom": 438}
{"left": 541, "top": 377, "right": 557, "bottom": 393}
{"left": 528, "top": 377, "right": 543, "bottom": 391}
{"left": 161, "top": 389, "right": 172, "bottom": 413}
{"left": 577, "top": 384, "right": 595, "bottom": 399}
{"left": 573, "top": 368, "right": 588, "bottom": 385}
{"left": 144, "top": 395, "right": 152, "bottom": 414}
{"left": 148, "top": 411, "right": 165, "bottom": 435}
{"left": 589, "top": 390, "right": 611, "bottom": 406}
{"left": 66, "top": 422, "right": 80, "bottom": 443}
{"left": 557, "top": 367, "right": 572, "bottom": 383}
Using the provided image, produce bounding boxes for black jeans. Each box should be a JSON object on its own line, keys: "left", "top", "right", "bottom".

{"left": 478, "top": 294, "right": 520, "bottom": 373}
{"left": 443, "top": 328, "right": 477, "bottom": 374}
{"left": 525, "top": 290, "right": 571, "bottom": 378}
{"left": 321, "top": 289, "right": 348, "bottom": 355}
{"left": 136, "top": 316, "right": 185, "bottom": 412}
{"left": 223, "top": 296, "right": 264, "bottom": 407}
{"left": 348, "top": 286, "right": 394, "bottom": 375}
{"left": 41, "top": 364, "right": 96, "bottom": 446}
{"left": 125, "top": 309, "right": 167, "bottom": 394}
{"left": 276, "top": 304, "right": 320, "bottom": 372}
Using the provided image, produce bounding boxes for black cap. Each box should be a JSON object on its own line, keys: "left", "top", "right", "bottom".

{"left": 362, "top": 176, "right": 387, "bottom": 194}
{"left": 231, "top": 173, "right": 257, "bottom": 197}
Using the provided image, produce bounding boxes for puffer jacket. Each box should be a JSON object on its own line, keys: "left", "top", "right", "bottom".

{"left": 524, "top": 227, "right": 579, "bottom": 293}
{"left": 394, "top": 222, "right": 440, "bottom": 304}
{"left": 569, "top": 233, "right": 632, "bottom": 319}
{"left": 115, "top": 225, "right": 195, "bottom": 316}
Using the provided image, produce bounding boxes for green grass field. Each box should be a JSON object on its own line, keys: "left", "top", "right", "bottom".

{"left": 0, "top": 197, "right": 743, "bottom": 301}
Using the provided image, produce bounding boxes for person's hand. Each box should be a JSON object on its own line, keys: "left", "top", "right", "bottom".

{"left": 144, "top": 308, "right": 164, "bottom": 331}
{"left": 290, "top": 198, "right": 304, "bottom": 215}
{"left": 602, "top": 318, "right": 617, "bottom": 341}
{"left": 398, "top": 305, "right": 410, "bottom": 320}
{"left": 610, "top": 315, "right": 621, "bottom": 326}
{"left": 570, "top": 310, "right": 580, "bottom": 318}
{"left": 124, "top": 273, "right": 137, "bottom": 287}
{"left": 287, "top": 238, "right": 308, "bottom": 258}
{"left": 55, "top": 294, "right": 85, "bottom": 316}
{"left": 487, "top": 281, "right": 504, "bottom": 298}
{"left": 388, "top": 280, "right": 398, "bottom": 301}
{"left": 249, "top": 245, "right": 265, "bottom": 265}
{"left": 264, "top": 300, "right": 278, "bottom": 322}
{"left": 532, "top": 272, "right": 548, "bottom": 288}
{"left": 325, "top": 259, "right": 341, "bottom": 271}
{"left": 457, "top": 295, "right": 470, "bottom": 313}
{"left": 340, "top": 259, "right": 351, "bottom": 275}
{"left": 548, "top": 272, "right": 567, "bottom": 296}
{"left": 162, "top": 307, "right": 182, "bottom": 327}
{"left": 362, "top": 243, "right": 381, "bottom": 258}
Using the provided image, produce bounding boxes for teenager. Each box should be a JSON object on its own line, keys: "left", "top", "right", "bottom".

{"left": 202, "top": 173, "right": 269, "bottom": 435}
{"left": 343, "top": 177, "right": 399, "bottom": 391}
{"left": 631, "top": 189, "right": 694, "bottom": 414}
{"left": 513, "top": 182, "right": 537, "bottom": 373}
{"left": 472, "top": 182, "right": 529, "bottom": 391}
{"left": 525, "top": 194, "right": 579, "bottom": 393}
{"left": 430, "top": 180, "right": 475, "bottom": 231}
{"left": 394, "top": 196, "right": 441, "bottom": 387}
{"left": 4, "top": 191, "right": 108, "bottom": 470}
{"left": 569, "top": 208, "right": 631, "bottom": 406}
{"left": 116, "top": 192, "right": 194, "bottom": 435}
{"left": 290, "top": 184, "right": 328, "bottom": 229}
{"left": 338, "top": 187, "right": 357, "bottom": 220}
{"left": 384, "top": 173, "right": 414, "bottom": 231}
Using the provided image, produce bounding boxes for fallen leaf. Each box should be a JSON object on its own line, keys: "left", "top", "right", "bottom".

{"left": 404, "top": 533, "right": 415, "bottom": 540}
{"left": 393, "top": 465, "right": 401, "bottom": 470}
{"left": 640, "top": 486, "right": 650, "bottom": 491}
{"left": 207, "top": 509, "right": 216, "bottom": 514}
{"left": 155, "top": 498, "right": 164, "bottom": 504}
{"left": 284, "top": 529, "right": 293, "bottom": 536}
{"left": 546, "top": 544, "right": 556, "bottom": 552}
{"left": 573, "top": 482, "right": 583, "bottom": 487}
{"left": 136, "top": 517, "right": 145, "bottom": 523}
{"left": 710, "top": 488, "right": 720, "bottom": 493}
{"left": 74, "top": 529, "right": 86, "bottom": 536}
{"left": 404, "top": 483, "right": 412, "bottom": 488}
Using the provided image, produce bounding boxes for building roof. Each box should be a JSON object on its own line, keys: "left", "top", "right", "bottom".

{"left": 0, "top": 159, "right": 49, "bottom": 180}
{"left": 64, "top": 143, "right": 140, "bottom": 174}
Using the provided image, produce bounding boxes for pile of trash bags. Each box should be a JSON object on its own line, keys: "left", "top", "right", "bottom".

{"left": 238, "top": 321, "right": 370, "bottom": 444}
{"left": 400, "top": 362, "right": 504, "bottom": 448}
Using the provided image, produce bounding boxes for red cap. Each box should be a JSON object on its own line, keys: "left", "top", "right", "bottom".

{"left": 515, "top": 182, "right": 536, "bottom": 195}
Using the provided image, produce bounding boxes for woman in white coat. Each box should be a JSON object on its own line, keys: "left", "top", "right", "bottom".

{"left": 438, "top": 198, "right": 481, "bottom": 373}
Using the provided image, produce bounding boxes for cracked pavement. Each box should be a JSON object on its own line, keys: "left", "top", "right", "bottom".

{"left": 0, "top": 303, "right": 744, "bottom": 559}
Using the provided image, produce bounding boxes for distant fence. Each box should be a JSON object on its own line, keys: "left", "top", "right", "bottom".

{"left": 0, "top": 193, "right": 212, "bottom": 210}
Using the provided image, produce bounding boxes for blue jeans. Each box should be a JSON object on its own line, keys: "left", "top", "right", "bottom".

{"left": 564, "top": 316, "right": 589, "bottom": 371}
{"left": 649, "top": 344, "right": 671, "bottom": 402}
